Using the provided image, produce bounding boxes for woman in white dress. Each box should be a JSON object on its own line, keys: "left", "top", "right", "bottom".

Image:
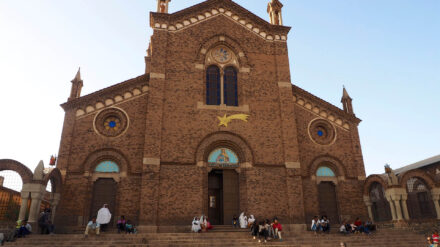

{"left": 248, "top": 215, "right": 255, "bottom": 227}
{"left": 239, "top": 212, "right": 248, "bottom": 228}
{"left": 191, "top": 217, "right": 201, "bottom": 233}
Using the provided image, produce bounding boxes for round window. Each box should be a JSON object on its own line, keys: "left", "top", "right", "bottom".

{"left": 94, "top": 108, "right": 128, "bottom": 137}
{"left": 308, "top": 119, "right": 336, "bottom": 145}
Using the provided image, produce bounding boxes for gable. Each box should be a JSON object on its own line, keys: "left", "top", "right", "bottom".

{"left": 150, "top": 0, "right": 290, "bottom": 42}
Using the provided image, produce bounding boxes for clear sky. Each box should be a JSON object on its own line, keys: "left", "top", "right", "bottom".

{"left": 0, "top": 0, "right": 439, "bottom": 191}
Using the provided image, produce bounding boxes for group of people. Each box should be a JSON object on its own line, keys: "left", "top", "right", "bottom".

{"left": 85, "top": 204, "right": 137, "bottom": 237}
{"left": 311, "top": 215, "right": 376, "bottom": 235}
{"left": 234, "top": 213, "right": 283, "bottom": 243}
{"left": 427, "top": 230, "right": 439, "bottom": 247}
{"left": 191, "top": 215, "right": 213, "bottom": 233}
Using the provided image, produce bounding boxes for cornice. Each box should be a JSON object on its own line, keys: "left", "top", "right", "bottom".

{"left": 150, "top": 0, "right": 290, "bottom": 42}
{"left": 61, "top": 74, "right": 149, "bottom": 112}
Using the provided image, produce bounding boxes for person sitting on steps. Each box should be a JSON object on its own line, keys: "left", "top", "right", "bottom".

{"left": 84, "top": 217, "right": 100, "bottom": 238}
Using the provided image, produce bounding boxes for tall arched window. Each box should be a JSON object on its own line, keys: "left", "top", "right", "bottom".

{"left": 223, "top": 66, "right": 238, "bottom": 106}
{"left": 206, "top": 65, "right": 220, "bottom": 105}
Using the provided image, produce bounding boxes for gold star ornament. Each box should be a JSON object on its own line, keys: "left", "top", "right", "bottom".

{"left": 217, "top": 114, "right": 250, "bottom": 127}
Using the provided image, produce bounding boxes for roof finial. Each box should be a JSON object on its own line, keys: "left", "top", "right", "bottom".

{"left": 267, "top": 0, "right": 284, "bottom": 25}
{"left": 157, "top": 0, "right": 171, "bottom": 13}
{"left": 72, "top": 67, "right": 82, "bottom": 82}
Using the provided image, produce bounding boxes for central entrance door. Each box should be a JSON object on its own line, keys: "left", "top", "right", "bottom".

{"left": 318, "top": 181, "right": 339, "bottom": 224}
{"left": 90, "top": 178, "right": 117, "bottom": 225}
{"left": 208, "top": 169, "right": 239, "bottom": 225}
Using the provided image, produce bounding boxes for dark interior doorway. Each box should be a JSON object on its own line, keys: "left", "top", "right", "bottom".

{"left": 90, "top": 178, "right": 117, "bottom": 225}
{"left": 208, "top": 169, "right": 239, "bottom": 225}
{"left": 318, "top": 181, "right": 339, "bottom": 224}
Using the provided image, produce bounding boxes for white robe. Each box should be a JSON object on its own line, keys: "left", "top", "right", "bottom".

{"left": 239, "top": 212, "right": 248, "bottom": 228}
{"left": 97, "top": 206, "right": 112, "bottom": 225}
{"left": 248, "top": 215, "right": 255, "bottom": 224}
{"left": 192, "top": 218, "right": 201, "bottom": 232}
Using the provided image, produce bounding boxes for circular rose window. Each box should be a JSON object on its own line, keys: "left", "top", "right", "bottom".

{"left": 94, "top": 108, "right": 128, "bottom": 137}
{"left": 308, "top": 119, "right": 336, "bottom": 145}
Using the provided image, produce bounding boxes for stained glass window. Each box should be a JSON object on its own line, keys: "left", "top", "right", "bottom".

{"left": 316, "top": 166, "right": 335, "bottom": 177}
{"left": 95, "top": 161, "right": 120, "bottom": 173}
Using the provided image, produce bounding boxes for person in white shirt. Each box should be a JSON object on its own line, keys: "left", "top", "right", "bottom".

{"left": 311, "top": 216, "right": 321, "bottom": 234}
{"left": 84, "top": 218, "right": 100, "bottom": 237}
{"left": 96, "top": 204, "right": 111, "bottom": 232}
{"left": 191, "top": 217, "right": 201, "bottom": 233}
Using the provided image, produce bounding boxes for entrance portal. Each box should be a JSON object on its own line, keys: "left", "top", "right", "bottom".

{"left": 318, "top": 181, "right": 339, "bottom": 223}
{"left": 208, "top": 169, "right": 239, "bottom": 225}
{"left": 90, "top": 178, "right": 117, "bottom": 225}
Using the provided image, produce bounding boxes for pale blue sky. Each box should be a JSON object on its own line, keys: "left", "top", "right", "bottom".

{"left": 0, "top": 0, "right": 439, "bottom": 190}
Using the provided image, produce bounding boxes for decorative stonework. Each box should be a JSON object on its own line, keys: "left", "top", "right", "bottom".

{"left": 308, "top": 118, "right": 336, "bottom": 146}
{"left": 152, "top": 7, "right": 287, "bottom": 42}
{"left": 75, "top": 85, "right": 148, "bottom": 118}
{"left": 94, "top": 108, "right": 129, "bottom": 137}
{"left": 293, "top": 95, "right": 351, "bottom": 131}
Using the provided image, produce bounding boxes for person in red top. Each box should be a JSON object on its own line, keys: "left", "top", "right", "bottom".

{"left": 353, "top": 218, "right": 362, "bottom": 233}
{"left": 272, "top": 219, "right": 283, "bottom": 241}
{"left": 432, "top": 230, "right": 439, "bottom": 245}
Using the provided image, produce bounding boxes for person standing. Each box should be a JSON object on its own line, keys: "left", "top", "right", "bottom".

{"left": 96, "top": 204, "right": 112, "bottom": 232}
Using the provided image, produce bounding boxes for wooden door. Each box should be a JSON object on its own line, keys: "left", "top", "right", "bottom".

{"left": 208, "top": 170, "right": 223, "bottom": 225}
{"left": 90, "top": 178, "right": 117, "bottom": 225}
{"left": 223, "top": 170, "right": 239, "bottom": 224}
{"left": 318, "top": 182, "right": 339, "bottom": 224}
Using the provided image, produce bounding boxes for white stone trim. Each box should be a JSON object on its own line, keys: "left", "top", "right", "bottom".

{"left": 278, "top": 81, "right": 292, "bottom": 88}
{"left": 150, "top": 72, "right": 166, "bottom": 79}
{"left": 285, "top": 161, "right": 301, "bottom": 169}
{"left": 143, "top": 157, "right": 161, "bottom": 166}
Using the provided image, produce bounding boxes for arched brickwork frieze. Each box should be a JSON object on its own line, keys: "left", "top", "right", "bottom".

{"left": 363, "top": 175, "right": 388, "bottom": 196}
{"left": 308, "top": 155, "right": 347, "bottom": 178}
{"left": 43, "top": 168, "right": 63, "bottom": 193}
{"left": 196, "top": 34, "right": 249, "bottom": 67}
{"left": 399, "top": 169, "right": 436, "bottom": 190}
{"left": 0, "top": 159, "right": 33, "bottom": 184}
{"left": 195, "top": 131, "right": 254, "bottom": 165}
{"left": 82, "top": 148, "right": 130, "bottom": 174}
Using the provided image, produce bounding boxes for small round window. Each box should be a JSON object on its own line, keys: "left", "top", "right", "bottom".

{"left": 94, "top": 108, "right": 128, "bottom": 137}
{"left": 308, "top": 119, "right": 336, "bottom": 145}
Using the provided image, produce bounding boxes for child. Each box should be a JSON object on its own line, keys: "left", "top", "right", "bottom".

{"left": 432, "top": 230, "right": 439, "bottom": 246}
{"left": 232, "top": 215, "right": 238, "bottom": 228}
{"left": 272, "top": 219, "right": 283, "bottom": 241}
{"left": 117, "top": 216, "right": 126, "bottom": 234}
{"left": 125, "top": 221, "right": 134, "bottom": 234}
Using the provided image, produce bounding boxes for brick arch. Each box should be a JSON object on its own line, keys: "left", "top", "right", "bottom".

{"left": 308, "top": 155, "right": 347, "bottom": 178}
{"left": 399, "top": 169, "right": 436, "bottom": 190}
{"left": 195, "top": 131, "right": 254, "bottom": 165}
{"left": 0, "top": 159, "right": 33, "bottom": 184}
{"left": 196, "top": 34, "right": 249, "bottom": 67}
{"left": 363, "top": 175, "right": 388, "bottom": 196}
{"left": 82, "top": 148, "right": 130, "bottom": 174}
{"left": 43, "top": 168, "right": 62, "bottom": 193}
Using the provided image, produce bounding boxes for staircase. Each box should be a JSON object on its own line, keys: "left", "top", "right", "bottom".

{"left": 4, "top": 227, "right": 427, "bottom": 246}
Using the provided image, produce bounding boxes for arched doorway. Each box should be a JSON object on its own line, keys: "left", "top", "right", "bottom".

{"left": 316, "top": 166, "right": 339, "bottom": 223}
{"left": 406, "top": 177, "right": 436, "bottom": 219}
{"left": 207, "top": 148, "right": 239, "bottom": 225}
{"left": 89, "top": 161, "right": 119, "bottom": 225}
{"left": 369, "top": 182, "right": 392, "bottom": 222}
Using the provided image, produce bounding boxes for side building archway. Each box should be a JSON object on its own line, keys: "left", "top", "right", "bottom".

{"left": 405, "top": 177, "right": 436, "bottom": 219}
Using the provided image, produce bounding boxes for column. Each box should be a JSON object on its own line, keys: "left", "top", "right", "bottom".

{"left": 365, "top": 202, "right": 373, "bottom": 221}
{"left": 431, "top": 194, "right": 440, "bottom": 220}
{"left": 18, "top": 191, "right": 30, "bottom": 221}
{"left": 400, "top": 194, "right": 410, "bottom": 220}
{"left": 28, "top": 192, "right": 42, "bottom": 223}
{"left": 386, "top": 196, "right": 397, "bottom": 221}
{"left": 392, "top": 195, "right": 403, "bottom": 220}
{"left": 51, "top": 193, "right": 61, "bottom": 222}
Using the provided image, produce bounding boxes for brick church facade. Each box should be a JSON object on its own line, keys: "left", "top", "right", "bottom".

{"left": 55, "top": 0, "right": 368, "bottom": 231}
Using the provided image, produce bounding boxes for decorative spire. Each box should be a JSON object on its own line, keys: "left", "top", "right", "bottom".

{"left": 68, "top": 67, "right": 84, "bottom": 101}
{"left": 157, "top": 0, "right": 171, "bottom": 13}
{"left": 341, "top": 86, "right": 354, "bottom": 115}
{"left": 267, "top": 0, "right": 284, "bottom": 25}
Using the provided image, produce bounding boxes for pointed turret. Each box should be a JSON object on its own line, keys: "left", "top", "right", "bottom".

{"left": 341, "top": 86, "right": 354, "bottom": 115}
{"left": 267, "top": 0, "right": 284, "bottom": 25}
{"left": 68, "top": 67, "right": 83, "bottom": 101}
{"left": 157, "top": 0, "right": 171, "bottom": 13}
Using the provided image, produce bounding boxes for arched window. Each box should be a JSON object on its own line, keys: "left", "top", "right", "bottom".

{"left": 206, "top": 65, "right": 220, "bottom": 105}
{"left": 95, "top": 161, "right": 120, "bottom": 173}
{"left": 316, "top": 166, "right": 335, "bottom": 177}
{"left": 406, "top": 177, "right": 436, "bottom": 219}
{"left": 223, "top": 66, "right": 238, "bottom": 106}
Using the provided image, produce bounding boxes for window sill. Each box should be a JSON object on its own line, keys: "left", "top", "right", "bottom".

{"left": 197, "top": 102, "right": 249, "bottom": 112}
